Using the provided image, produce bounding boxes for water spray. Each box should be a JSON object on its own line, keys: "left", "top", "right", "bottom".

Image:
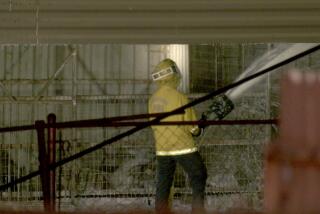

{"left": 200, "top": 43, "right": 319, "bottom": 134}
{"left": 226, "top": 43, "right": 319, "bottom": 101}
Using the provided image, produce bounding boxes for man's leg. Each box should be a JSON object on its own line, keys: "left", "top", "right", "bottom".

{"left": 155, "top": 156, "right": 176, "bottom": 213}
{"left": 176, "top": 152, "right": 207, "bottom": 213}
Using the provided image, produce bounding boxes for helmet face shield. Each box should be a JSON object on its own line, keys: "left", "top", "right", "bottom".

{"left": 152, "top": 65, "right": 179, "bottom": 81}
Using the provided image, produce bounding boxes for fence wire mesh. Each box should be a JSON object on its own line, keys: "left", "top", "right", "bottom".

{"left": 0, "top": 130, "right": 43, "bottom": 211}
{"left": 0, "top": 43, "right": 320, "bottom": 213}
{"left": 0, "top": 101, "right": 272, "bottom": 213}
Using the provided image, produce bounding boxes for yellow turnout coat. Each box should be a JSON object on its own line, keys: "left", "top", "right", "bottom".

{"left": 148, "top": 85, "right": 199, "bottom": 156}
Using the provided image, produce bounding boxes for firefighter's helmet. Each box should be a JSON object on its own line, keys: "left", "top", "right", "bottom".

{"left": 152, "top": 58, "right": 181, "bottom": 82}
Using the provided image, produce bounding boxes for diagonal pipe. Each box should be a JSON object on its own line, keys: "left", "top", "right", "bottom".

{"left": 34, "top": 50, "right": 76, "bottom": 101}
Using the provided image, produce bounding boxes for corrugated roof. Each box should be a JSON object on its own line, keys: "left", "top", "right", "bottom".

{"left": 0, "top": 1, "right": 320, "bottom": 43}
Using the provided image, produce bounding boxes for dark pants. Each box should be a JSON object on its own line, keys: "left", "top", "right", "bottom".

{"left": 155, "top": 151, "right": 207, "bottom": 214}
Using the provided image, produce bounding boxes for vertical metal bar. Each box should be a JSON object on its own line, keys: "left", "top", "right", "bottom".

{"left": 71, "top": 47, "right": 77, "bottom": 204}
{"left": 8, "top": 142, "right": 11, "bottom": 194}
{"left": 35, "top": 120, "right": 50, "bottom": 211}
{"left": 47, "top": 113, "right": 56, "bottom": 212}
{"left": 0, "top": 91, "right": 5, "bottom": 199}
{"left": 118, "top": 45, "right": 122, "bottom": 107}
{"left": 58, "top": 131, "right": 63, "bottom": 211}
{"left": 133, "top": 45, "right": 136, "bottom": 114}
{"left": 72, "top": 48, "right": 78, "bottom": 108}
{"left": 266, "top": 44, "right": 272, "bottom": 140}
{"left": 31, "top": 46, "right": 37, "bottom": 201}
{"left": 102, "top": 45, "right": 108, "bottom": 189}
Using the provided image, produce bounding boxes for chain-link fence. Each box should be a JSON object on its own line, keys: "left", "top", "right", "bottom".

{"left": 0, "top": 100, "right": 274, "bottom": 213}
{"left": 0, "top": 124, "right": 269, "bottom": 212}
{"left": 1, "top": 44, "right": 320, "bottom": 213}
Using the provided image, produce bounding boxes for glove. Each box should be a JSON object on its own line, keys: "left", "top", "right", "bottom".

{"left": 190, "top": 113, "right": 207, "bottom": 137}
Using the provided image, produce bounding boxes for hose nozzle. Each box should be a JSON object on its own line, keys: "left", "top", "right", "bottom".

{"left": 203, "top": 94, "right": 234, "bottom": 120}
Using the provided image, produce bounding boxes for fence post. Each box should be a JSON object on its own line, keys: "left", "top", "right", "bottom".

{"left": 47, "top": 113, "right": 57, "bottom": 212}
{"left": 35, "top": 120, "right": 50, "bottom": 212}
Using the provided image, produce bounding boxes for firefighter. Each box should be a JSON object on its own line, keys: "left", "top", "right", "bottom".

{"left": 148, "top": 58, "right": 207, "bottom": 213}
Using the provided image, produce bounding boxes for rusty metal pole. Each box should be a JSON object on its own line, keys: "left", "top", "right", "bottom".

{"left": 47, "top": 113, "right": 57, "bottom": 212}
{"left": 35, "top": 120, "right": 50, "bottom": 212}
